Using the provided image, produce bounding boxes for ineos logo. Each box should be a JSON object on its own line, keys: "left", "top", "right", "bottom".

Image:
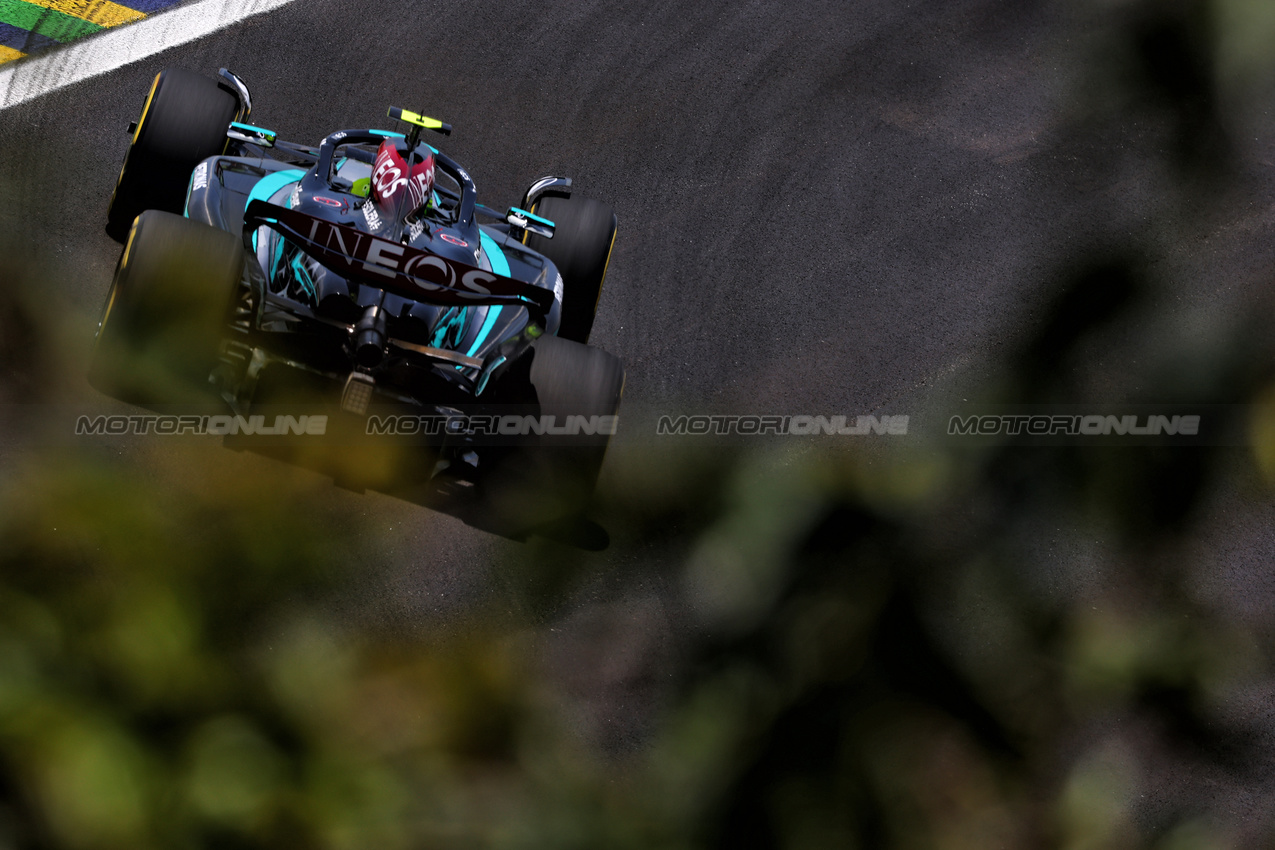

{"left": 460, "top": 270, "right": 495, "bottom": 296}
{"left": 403, "top": 253, "right": 454, "bottom": 285}
{"left": 372, "top": 145, "right": 435, "bottom": 208}
{"left": 397, "top": 255, "right": 494, "bottom": 297}
{"left": 373, "top": 149, "right": 406, "bottom": 197}
{"left": 271, "top": 202, "right": 549, "bottom": 313}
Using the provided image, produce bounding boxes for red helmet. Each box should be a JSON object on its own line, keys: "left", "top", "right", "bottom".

{"left": 370, "top": 139, "right": 435, "bottom": 213}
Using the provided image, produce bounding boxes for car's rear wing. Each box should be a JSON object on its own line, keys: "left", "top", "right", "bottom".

{"left": 244, "top": 200, "right": 555, "bottom": 321}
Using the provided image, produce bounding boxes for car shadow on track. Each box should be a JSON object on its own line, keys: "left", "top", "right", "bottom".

{"left": 229, "top": 439, "right": 612, "bottom": 550}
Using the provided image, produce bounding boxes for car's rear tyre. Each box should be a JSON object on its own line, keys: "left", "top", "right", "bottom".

{"left": 482, "top": 334, "right": 625, "bottom": 530}
{"left": 524, "top": 195, "right": 617, "bottom": 344}
{"left": 105, "top": 68, "right": 238, "bottom": 243}
{"left": 89, "top": 211, "right": 243, "bottom": 406}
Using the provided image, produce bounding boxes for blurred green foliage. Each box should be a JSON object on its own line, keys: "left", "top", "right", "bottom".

{"left": 2, "top": 0, "right": 1275, "bottom": 848}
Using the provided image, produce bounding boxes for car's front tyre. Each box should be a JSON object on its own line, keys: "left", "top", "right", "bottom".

{"left": 524, "top": 195, "right": 618, "bottom": 344}
{"left": 105, "top": 68, "right": 238, "bottom": 243}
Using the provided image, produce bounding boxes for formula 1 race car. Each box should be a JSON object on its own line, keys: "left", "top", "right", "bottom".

{"left": 90, "top": 68, "right": 624, "bottom": 533}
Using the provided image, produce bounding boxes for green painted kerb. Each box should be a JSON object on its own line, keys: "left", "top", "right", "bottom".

{"left": 0, "top": 0, "right": 103, "bottom": 42}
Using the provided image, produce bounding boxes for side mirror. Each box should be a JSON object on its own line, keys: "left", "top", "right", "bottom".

{"left": 520, "top": 175, "right": 572, "bottom": 211}
{"left": 219, "top": 68, "right": 254, "bottom": 121}
{"left": 506, "top": 206, "right": 555, "bottom": 239}
{"left": 227, "top": 121, "right": 276, "bottom": 148}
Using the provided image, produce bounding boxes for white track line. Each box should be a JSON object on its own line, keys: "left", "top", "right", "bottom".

{"left": 0, "top": 0, "right": 301, "bottom": 110}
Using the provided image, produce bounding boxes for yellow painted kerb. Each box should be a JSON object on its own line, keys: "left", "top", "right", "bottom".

{"left": 0, "top": 46, "right": 25, "bottom": 63}
{"left": 25, "top": 0, "right": 145, "bottom": 28}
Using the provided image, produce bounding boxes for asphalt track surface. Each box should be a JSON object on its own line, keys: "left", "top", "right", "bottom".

{"left": 4, "top": 0, "right": 1275, "bottom": 806}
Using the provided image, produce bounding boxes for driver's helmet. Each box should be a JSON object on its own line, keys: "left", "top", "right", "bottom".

{"left": 370, "top": 138, "right": 435, "bottom": 217}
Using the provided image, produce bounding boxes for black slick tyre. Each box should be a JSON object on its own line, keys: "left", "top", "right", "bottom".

{"left": 482, "top": 334, "right": 625, "bottom": 530}
{"left": 89, "top": 211, "right": 243, "bottom": 407}
{"left": 105, "top": 68, "right": 238, "bottom": 242}
{"left": 524, "top": 195, "right": 617, "bottom": 344}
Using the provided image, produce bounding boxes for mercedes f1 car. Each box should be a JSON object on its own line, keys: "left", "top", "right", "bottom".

{"left": 90, "top": 68, "right": 624, "bottom": 532}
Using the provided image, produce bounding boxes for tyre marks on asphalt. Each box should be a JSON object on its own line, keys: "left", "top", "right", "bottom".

{"left": 0, "top": 0, "right": 300, "bottom": 107}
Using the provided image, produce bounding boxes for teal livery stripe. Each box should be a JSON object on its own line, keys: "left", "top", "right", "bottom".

{"left": 468, "top": 231, "right": 511, "bottom": 357}
{"left": 246, "top": 169, "right": 304, "bottom": 249}
{"left": 246, "top": 168, "right": 304, "bottom": 210}
{"left": 479, "top": 229, "right": 510, "bottom": 276}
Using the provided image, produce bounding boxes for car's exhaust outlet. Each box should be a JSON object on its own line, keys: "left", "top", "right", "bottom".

{"left": 354, "top": 305, "right": 387, "bottom": 367}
